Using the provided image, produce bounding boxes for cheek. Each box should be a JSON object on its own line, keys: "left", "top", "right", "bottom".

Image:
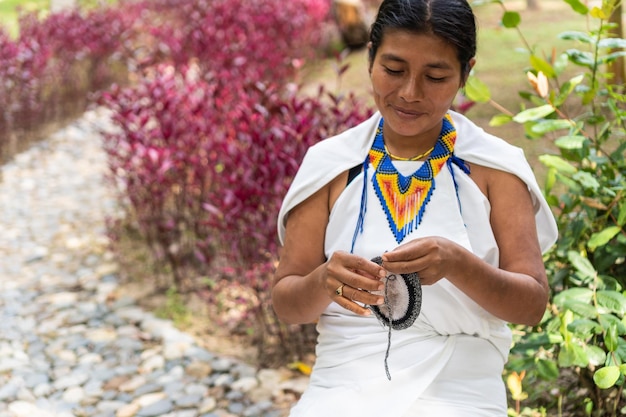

{"left": 428, "top": 84, "right": 461, "bottom": 104}
{"left": 371, "top": 75, "right": 395, "bottom": 97}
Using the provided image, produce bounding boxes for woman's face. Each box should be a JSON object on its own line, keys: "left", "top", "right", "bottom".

{"left": 369, "top": 30, "right": 471, "bottom": 145}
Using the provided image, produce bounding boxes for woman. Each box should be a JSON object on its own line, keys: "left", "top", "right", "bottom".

{"left": 272, "top": 0, "right": 558, "bottom": 415}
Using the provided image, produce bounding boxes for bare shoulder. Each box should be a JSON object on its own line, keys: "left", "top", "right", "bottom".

{"left": 468, "top": 163, "right": 529, "bottom": 202}
{"left": 276, "top": 169, "right": 350, "bottom": 279}
{"left": 328, "top": 170, "right": 349, "bottom": 211}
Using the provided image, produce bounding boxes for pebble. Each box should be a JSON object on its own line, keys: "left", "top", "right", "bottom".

{"left": 0, "top": 109, "right": 307, "bottom": 417}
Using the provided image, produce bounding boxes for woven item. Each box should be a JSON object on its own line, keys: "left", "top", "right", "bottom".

{"left": 370, "top": 256, "right": 422, "bottom": 330}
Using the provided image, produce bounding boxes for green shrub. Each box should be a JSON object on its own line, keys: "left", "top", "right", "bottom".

{"left": 468, "top": 0, "right": 625, "bottom": 415}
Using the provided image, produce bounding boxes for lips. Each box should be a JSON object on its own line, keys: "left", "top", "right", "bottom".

{"left": 391, "top": 105, "right": 422, "bottom": 118}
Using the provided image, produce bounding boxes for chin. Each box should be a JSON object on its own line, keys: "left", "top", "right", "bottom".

{"left": 386, "top": 117, "right": 434, "bottom": 138}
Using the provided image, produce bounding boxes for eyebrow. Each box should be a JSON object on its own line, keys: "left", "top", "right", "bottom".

{"left": 379, "top": 53, "right": 455, "bottom": 70}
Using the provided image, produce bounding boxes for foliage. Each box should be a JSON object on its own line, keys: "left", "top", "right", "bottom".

{"left": 0, "top": 0, "right": 362, "bottom": 364}
{"left": 138, "top": 0, "right": 330, "bottom": 81}
{"left": 97, "top": 0, "right": 373, "bottom": 362}
{"left": 468, "top": 0, "right": 626, "bottom": 415}
{"left": 0, "top": 1, "right": 142, "bottom": 161}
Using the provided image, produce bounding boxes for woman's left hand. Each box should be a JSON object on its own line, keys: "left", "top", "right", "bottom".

{"left": 380, "top": 236, "right": 463, "bottom": 286}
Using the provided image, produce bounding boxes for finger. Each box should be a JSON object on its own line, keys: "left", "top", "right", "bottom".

{"left": 345, "top": 285, "right": 384, "bottom": 307}
{"left": 378, "top": 255, "right": 413, "bottom": 274}
{"left": 327, "top": 264, "right": 384, "bottom": 292}
{"left": 382, "top": 242, "right": 425, "bottom": 262}
{"left": 341, "top": 253, "right": 387, "bottom": 280}
{"left": 333, "top": 286, "right": 381, "bottom": 316}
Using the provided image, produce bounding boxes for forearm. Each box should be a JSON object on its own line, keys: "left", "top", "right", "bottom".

{"left": 447, "top": 247, "right": 549, "bottom": 325}
{"left": 272, "top": 264, "right": 332, "bottom": 325}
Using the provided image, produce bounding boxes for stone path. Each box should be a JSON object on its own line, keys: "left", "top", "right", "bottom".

{"left": 0, "top": 110, "right": 306, "bottom": 417}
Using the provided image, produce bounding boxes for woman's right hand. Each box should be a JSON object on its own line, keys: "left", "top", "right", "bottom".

{"left": 324, "top": 251, "right": 387, "bottom": 316}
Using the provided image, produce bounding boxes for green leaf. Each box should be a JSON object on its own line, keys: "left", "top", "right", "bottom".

{"left": 567, "top": 318, "right": 603, "bottom": 336}
{"left": 606, "top": 324, "right": 619, "bottom": 352}
{"left": 563, "top": 73, "right": 585, "bottom": 90}
{"left": 464, "top": 75, "right": 491, "bottom": 103}
{"left": 573, "top": 171, "right": 600, "bottom": 190}
{"left": 513, "top": 105, "right": 555, "bottom": 123}
{"left": 530, "top": 55, "right": 556, "bottom": 78}
{"left": 501, "top": 11, "right": 521, "bottom": 28}
{"left": 568, "top": 250, "right": 597, "bottom": 279}
{"left": 536, "top": 358, "right": 559, "bottom": 380}
{"left": 531, "top": 119, "right": 572, "bottom": 135}
{"left": 539, "top": 154, "right": 578, "bottom": 175}
{"left": 563, "top": 0, "right": 589, "bottom": 14}
{"left": 594, "top": 366, "right": 620, "bottom": 389}
{"left": 566, "top": 49, "right": 595, "bottom": 68}
{"left": 599, "top": 314, "right": 626, "bottom": 335}
{"left": 588, "top": 227, "right": 622, "bottom": 250}
{"left": 616, "top": 339, "right": 626, "bottom": 362}
{"left": 489, "top": 113, "right": 513, "bottom": 127}
{"left": 559, "top": 31, "right": 594, "bottom": 43}
{"left": 618, "top": 201, "right": 626, "bottom": 226}
{"left": 585, "top": 345, "right": 607, "bottom": 366}
{"left": 554, "top": 75, "right": 585, "bottom": 106}
{"left": 598, "top": 38, "right": 626, "bottom": 49}
{"left": 597, "top": 290, "right": 626, "bottom": 315}
{"left": 555, "top": 135, "right": 587, "bottom": 150}
{"left": 598, "top": 51, "right": 626, "bottom": 64}
{"left": 555, "top": 172, "right": 582, "bottom": 193}
{"left": 563, "top": 299, "right": 598, "bottom": 318}
{"left": 559, "top": 343, "right": 589, "bottom": 367}
{"left": 554, "top": 287, "right": 594, "bottom": 306}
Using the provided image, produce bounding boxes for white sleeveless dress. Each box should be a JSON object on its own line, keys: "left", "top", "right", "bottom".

{"left": 277, "top": 111, "right": 558, "bottom": 417}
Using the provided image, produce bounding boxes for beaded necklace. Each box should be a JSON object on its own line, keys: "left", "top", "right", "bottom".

{"left": 369, "top": 113, "right": 457, "bottom": 244}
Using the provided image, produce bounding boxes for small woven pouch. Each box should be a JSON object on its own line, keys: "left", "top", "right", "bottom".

{"left": 369, "top": 256, "right": 422, "bottom": 379}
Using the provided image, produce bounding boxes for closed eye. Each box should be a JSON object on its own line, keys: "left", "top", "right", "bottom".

{"left": 384, "top": 66, "right": 403, "bottom": 75}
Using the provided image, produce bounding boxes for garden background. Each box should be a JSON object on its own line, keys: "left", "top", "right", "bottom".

{"left": 1, "top": 0, "right": 625, "bottom": 415}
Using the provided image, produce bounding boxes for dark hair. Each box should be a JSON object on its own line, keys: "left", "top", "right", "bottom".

{"left": 369, "top": 0, "right": 477, "bottom": 77}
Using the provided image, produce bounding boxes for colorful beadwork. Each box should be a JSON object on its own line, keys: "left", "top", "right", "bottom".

{"left": 369, "top": 114, "right": 457, "bottom": 243}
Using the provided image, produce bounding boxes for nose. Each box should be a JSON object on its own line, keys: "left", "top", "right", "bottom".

{"left": 399, "top": 77, "right": 423, "bottom": 102}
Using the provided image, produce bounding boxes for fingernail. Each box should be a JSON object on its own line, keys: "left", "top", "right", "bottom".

{"left": 376, "top": 297, "right": 384, "bottom": 305}
{"left": 378, "top": 270, "right": 386, "bottom": 278}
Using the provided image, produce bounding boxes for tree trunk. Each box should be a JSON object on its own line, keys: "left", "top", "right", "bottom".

{"left": 526, "top": 0, "right": 540, "bottom": 11}
{"left": 607, "top": 2, "right": 625, "bottom": 85}
{"left": 332, "top": 0, "right": 369, "bottom": 49}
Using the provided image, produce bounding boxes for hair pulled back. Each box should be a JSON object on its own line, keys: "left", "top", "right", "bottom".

{"left": 369, "top": 0, "right": 477, "bottom": 76}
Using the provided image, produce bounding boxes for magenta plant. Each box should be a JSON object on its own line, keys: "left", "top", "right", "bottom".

{"left": 141, "top": 0, "right": 330, "bottom": 81}
{"left": 2, "top": 0, "right": 369, "bottom": 360}
{"left": 0, "top": 2, "right": 142, "bottom": 160}
{"left": 0, "top": 26, "right": 52, "bottom": 137}
{"left": 101, "top": 62, "right": 373, "bottom": 285}
{"left": 100, "top": 58, "right": 372, "bottom": 360}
